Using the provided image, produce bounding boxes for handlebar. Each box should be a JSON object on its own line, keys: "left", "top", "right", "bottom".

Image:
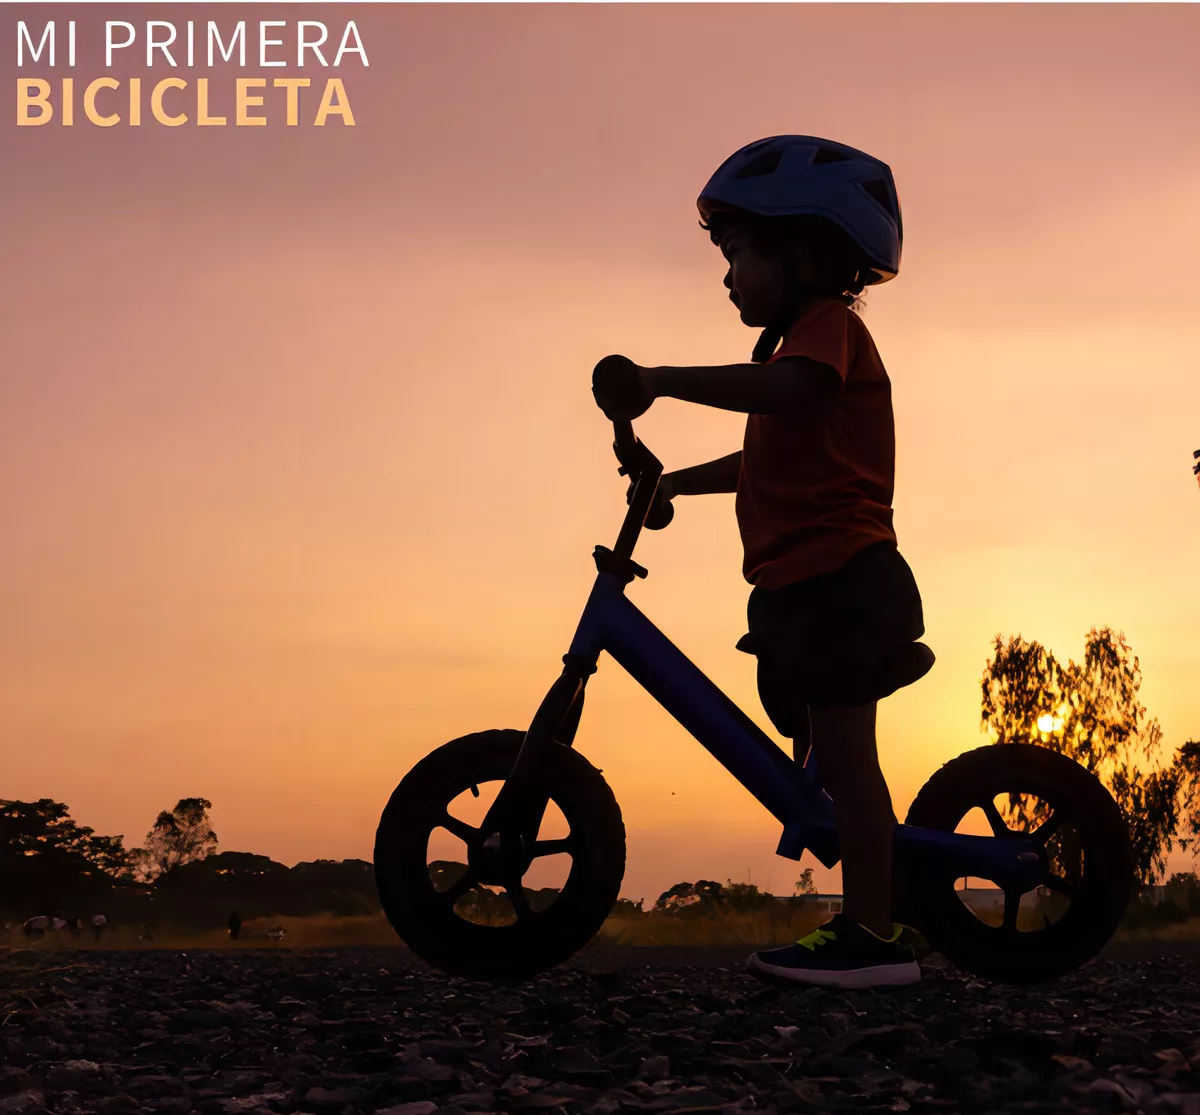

{"left": 612, "top": 420, "right": 638, "bottom": 472}
{"left": 608, "top": 421, "right": 672, "bottom": 565}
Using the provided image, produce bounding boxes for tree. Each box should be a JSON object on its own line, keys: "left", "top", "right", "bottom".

{"left": 133, "top": 798, "right": 218, "bottom": 880}
{"left": 981, "top": 627, "right": 1200, "bottom": 888}
{"left": 154, "top": 850, "right": 290, "bottom": 918}
{"left": 158, "top": 850, "right": 287, "bottom": 891}
{"left": 1164, "top": 871, "right": 1200, "bottom": 915}
{"left": 0, "top": 799, "right": 133, "bottom": 913}
{"left": 654, "top": 879, "right": 725, "bottom": 916}
{"left": 291, "top": 858, "right": 374, "bottom": 891}
{"left": 288, "top": 859, "right": 378, "bottom": 916}
{"left": 794, "top": 868, "right": 817, "bottom": 896}
{"left": 721, "top": 880, "right": 776, "bottom": 913}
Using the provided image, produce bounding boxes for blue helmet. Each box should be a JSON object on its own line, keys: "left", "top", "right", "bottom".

{"left": 697, "top": 136, "right": 902, "bottom": 284}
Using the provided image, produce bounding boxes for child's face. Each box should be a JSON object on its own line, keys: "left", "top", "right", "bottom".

{"left": 720, "top": 224, "right": 813, "bottom": 328}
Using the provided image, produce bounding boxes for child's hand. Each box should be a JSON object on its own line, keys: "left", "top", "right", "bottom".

{"left": 626, "top": 470, "right": 675, "bottom": 506}
{"left": 592, "top": 354, "right": 655, "bottom": 420}
{"left": 624, "top": 471, "right": 674, "bottom": 529}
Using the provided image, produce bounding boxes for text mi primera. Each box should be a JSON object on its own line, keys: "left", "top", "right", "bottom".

{"left": 15, "top": 20, "right": 369, "bottom": 127}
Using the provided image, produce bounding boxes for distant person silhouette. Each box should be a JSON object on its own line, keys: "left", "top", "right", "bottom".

{"left": 91, "top": 913, "right": 107, "bottom": 941}
{"left": 228, "top": 909, "right": 242, "bottom": 941}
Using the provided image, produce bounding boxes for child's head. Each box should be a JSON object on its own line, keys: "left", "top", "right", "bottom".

{"left": 696, "top": 136, "right": 902, "bottom": 360}
{"left": 700, "top": 209, "right": 869, "bottom": 323}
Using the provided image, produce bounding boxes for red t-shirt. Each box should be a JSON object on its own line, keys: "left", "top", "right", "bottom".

{"left": 736, "top": 298, "right": 897, "bottom": 588}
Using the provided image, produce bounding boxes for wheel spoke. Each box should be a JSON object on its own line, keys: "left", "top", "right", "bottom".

{"left": 530, "top": 836, "right": 574, "bottom": 858}
{"left": 980, "top": 798, "right": 1010, "bottom": 837}
{"left": 436, "top": 868, "right": 478, "bottom": 907}
{"left": 1044, "top": 873, "right": 1077, "bottom": 899}
{"left": 1032, "top": 810, "right": 1064, "bottom": 846}
{"left": 440, "top": 811, "right": 479, "bottom": 843}
{"left": 1001, "top": 890, "right": 1020, "bottom": 934}
{"left": 506, "top": 883, "right": 532, "bottom": 921}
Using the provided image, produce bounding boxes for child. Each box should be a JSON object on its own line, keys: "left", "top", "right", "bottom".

{"left": 592, "top": 135, "right": 926, "bottom": 988}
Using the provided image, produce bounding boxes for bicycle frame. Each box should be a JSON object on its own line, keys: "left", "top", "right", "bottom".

{"left": 481, "top": 422, "right": 1046, "bottom": 894}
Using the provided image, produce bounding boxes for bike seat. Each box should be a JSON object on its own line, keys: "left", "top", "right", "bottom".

{"left": 875, "top": 641, "right": 936, "bottom": 698}
{"left": 735, "top": 633, "right": 934, "bottom": 709}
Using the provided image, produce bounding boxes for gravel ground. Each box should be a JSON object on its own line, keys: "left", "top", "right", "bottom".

{"left": 1, "top": 939, "right": 1198, "bottom": 1115}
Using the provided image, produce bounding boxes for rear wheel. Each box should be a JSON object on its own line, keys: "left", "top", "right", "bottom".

{"left": 900, "top": 743, "right": 1133, "bottom": 984}
{"left": 374, "top": 729, "right": 626, "bottom": 979}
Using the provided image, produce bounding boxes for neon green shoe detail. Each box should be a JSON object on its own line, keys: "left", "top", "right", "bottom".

{"left": 794, "top": 923, "right": 839, "bottom": 951}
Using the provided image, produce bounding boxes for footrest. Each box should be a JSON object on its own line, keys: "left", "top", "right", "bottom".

{"left": 776, "top": 819, "right": 840, "bottom": 869}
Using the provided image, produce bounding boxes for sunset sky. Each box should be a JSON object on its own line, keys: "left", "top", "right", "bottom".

{"left": 3, "top": 3, "right": 1199, "bottom": 902}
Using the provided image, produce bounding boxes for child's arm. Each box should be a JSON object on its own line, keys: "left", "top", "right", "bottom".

{"left": 645, "top": 358, "right": 840, "bottom": 414}
{"left": 662, "top": 452, "right": 741, "bottom": 499}
{"left": 592, "top": 353, "right": 839, "bottom": 420}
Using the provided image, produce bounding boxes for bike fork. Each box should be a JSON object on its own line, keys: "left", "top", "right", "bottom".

{"left": 478, "top": 652, "right": 595, "bottom": 847}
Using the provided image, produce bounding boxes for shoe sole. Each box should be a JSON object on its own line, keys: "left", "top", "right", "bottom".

{"left": 747, "top": 954, "right": 922, "bottom": 989}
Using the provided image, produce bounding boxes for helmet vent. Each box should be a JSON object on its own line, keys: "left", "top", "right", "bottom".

{"left": 811, "top": 147, "right": 852, "bottom": 165}
{"left": 734, "top": 149, "right": 783, "bottom": 179}
{"left": 860, "top": 178, "right": 895, "bottom": 217}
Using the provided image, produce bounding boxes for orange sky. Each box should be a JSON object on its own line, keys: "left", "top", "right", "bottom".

{"left": 3, "top": 4, "right": 1199, "bottom": 901}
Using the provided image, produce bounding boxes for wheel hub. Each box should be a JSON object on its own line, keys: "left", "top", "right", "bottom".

{"left": 471, "top": 830, "right": 528, "bottom": 886}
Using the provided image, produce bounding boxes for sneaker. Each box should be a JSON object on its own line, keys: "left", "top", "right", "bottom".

{"left": 748, "top": 912, "right": 921, "bottom": 989}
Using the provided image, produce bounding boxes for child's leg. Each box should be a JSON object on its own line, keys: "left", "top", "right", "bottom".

{"left": 807, "top": 701, "right": 896, "bottom": 938}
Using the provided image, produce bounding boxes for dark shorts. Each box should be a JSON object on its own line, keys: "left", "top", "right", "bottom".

{"left": 737, "top": 541, "right": 925, "bottom": 733}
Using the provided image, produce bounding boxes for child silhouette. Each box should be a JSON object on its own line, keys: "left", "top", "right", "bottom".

{"left": 592, "top": 135, "right": 925, "bottom": 988}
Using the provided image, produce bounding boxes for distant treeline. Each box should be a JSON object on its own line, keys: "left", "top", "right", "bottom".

{"left": 9, "top": 792, "right": 1196, "bottom": 935}
{"left": 0, "top": 796, "right": 377, "bottom": 928}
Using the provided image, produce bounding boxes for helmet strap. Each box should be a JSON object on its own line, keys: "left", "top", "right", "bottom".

{"left": 751, "top": 264, "right": 812, "bottom": 364}
{"left": 751, "top": 325, "right": 782, "bottom": 365}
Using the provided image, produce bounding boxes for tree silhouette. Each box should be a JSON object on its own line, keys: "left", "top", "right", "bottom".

{"left": 133, "top": 798, "right": 218, "bottom": 880}
{"left": 794, "top": 868, "right": 817, "bottom": 895}
{"left": 0, "top": 799, "right": 132, "bottom": 913}
{"left": 1165, "top": 870, "right": 1200, "bottom": 914}
{"left": 981, "top": 627, "right": 1200, "bottom": 888}
{"left": 720, "top": 880, "right": 777, "bottom": 913}
{"left": 654, "top": 880, "right": 726, "bottom": 916}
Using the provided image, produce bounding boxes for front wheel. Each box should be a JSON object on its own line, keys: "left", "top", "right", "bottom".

{"left": 900, "top": 743, "right": 1134, "bottom": 984}
{"left": 374, "top": 729, "right": 626, "bottom": 980}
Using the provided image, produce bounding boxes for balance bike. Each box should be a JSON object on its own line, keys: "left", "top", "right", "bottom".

{"left": 374, "top": 421, "right": 1133, "bottom": 983}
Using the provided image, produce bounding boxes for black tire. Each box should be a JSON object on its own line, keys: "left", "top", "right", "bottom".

{"left": 374, "top": 729, "right": 626, "bottom": 980}
{"left": 901, "top": 743, "right": 1133, "bottom": 984}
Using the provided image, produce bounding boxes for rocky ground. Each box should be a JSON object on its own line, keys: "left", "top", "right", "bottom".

{"left": 1, "top": 939, "right": 1198, "bottom": 1115}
